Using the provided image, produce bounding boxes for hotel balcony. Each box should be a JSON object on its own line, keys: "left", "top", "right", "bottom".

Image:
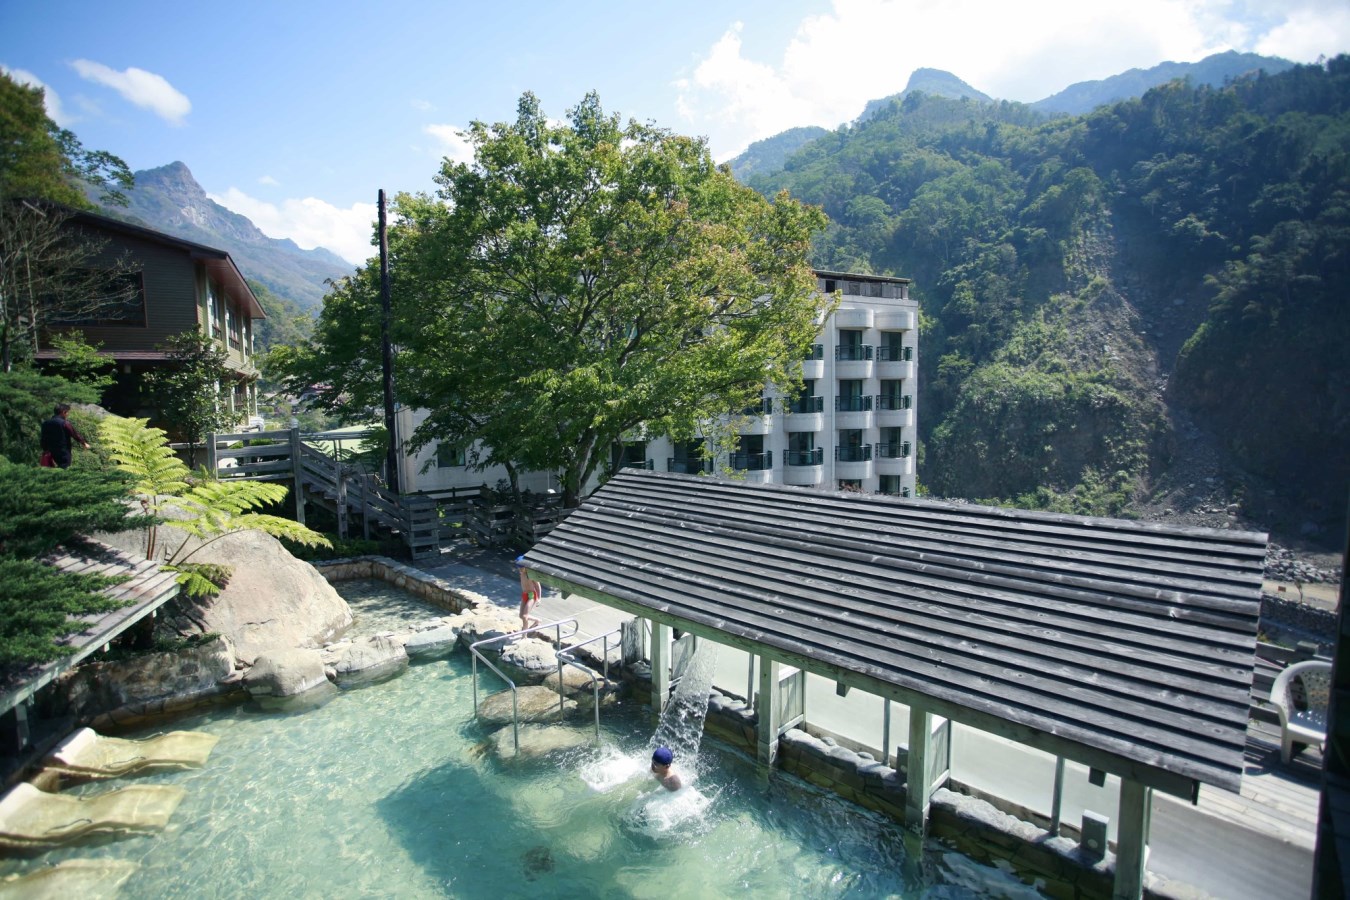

{"left": 876, "top": 345, "right": 915, "bottom": 380}
{"left": 834, "top": 344, "right": 874, "bottom": 380}
{"left": 835, "top": 394, "right": 874, "bottom": 430}
{"left": 668, "top": 458, "right": 713, "bottom": 474}
{"left": 875, "top": 395, "right": 914, "bottom": 428}
{"left": 783, "top": 395, "right": 824, "bottom": 431}
{"left": 802, "top": 344, "right": 824, "bottom": 380}
{"left": 782, "top": 447, "right": 823, "bottom": 486}
{"left": 735, "top": 398, "right": 774, "bottom": 435}
{"left": 835, "top": 444, "right": 873, "bottom": 480}
{"left": 730, "top": 450, "right": 773, "bottom": 484}
{"left": 874, "top": 441, "right": 913, "bottom": 476}
{"left": 875, "top": 310, "right": 916, "bottom": 331}
{"left": 833, "top": 308, "right": 875, "bottom": 329}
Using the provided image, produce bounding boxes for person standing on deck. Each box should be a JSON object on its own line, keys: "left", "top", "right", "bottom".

{"left": 516, "top": 555, "right": 542, "bottom": 631}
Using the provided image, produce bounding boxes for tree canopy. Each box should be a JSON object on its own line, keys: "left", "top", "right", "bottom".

{"left": 286, "top": 92, "right": 828, "bottom": 505}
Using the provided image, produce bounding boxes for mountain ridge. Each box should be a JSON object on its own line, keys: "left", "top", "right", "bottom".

{"left": 85, "top": 162, "right": 351, "bottom": 310}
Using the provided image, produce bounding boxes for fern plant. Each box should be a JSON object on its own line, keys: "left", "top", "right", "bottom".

{"left": 100, "top": 416, "right": 331, "bottom": 596}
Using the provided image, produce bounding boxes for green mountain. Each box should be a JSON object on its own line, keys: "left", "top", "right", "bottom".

{"left": 748, "top": 57, "right": 1350, "bottom": 544}
{"left": 857, "top": 69, "right": 994, "bottom": 123}
{"left": 1032, "top": 50, "right": 1296, "bottom": 116}
{"left": 728, "top": 126, "right": 830, "bottom": 182}
{"left": 85, "top": 162, "right": 352, "bottom": 311}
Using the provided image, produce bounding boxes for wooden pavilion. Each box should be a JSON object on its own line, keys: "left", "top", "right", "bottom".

{"left": 522, "top": 470, "right": 1268, "bottom": 899}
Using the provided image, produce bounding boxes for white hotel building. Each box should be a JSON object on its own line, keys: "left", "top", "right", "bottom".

{"left": 400, "top": 269, "right": 917, "bottom": 498}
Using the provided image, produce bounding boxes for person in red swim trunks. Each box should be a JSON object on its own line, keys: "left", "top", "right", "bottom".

{"left": 516, "top": 555, "right": 542, "bottom": 631}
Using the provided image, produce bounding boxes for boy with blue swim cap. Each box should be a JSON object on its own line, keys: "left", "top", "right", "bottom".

{"left": 650, "top": 746, "right": 682, "bottom": 791}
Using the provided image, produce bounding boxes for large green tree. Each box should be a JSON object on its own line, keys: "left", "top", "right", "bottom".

{"left": 389, "top": 92, "right": 828, "bottom": 505}
{"left": 0, "top": 71, "right": 137, "bottom": 371}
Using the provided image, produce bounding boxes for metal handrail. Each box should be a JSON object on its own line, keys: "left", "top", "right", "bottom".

{"left": 469, "top": 617, "right": 580, "bottom": 755}
{"left": 557, "top": 627, "right": 623, "bottom": 742}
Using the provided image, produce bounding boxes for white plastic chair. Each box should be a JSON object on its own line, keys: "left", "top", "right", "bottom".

{"left": 1269, "top": 659, "right": 1332, "bottom": 763}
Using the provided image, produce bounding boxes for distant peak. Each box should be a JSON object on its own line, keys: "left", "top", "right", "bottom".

{"left": 902, "top": 69, "right": 992, "bottom": 103}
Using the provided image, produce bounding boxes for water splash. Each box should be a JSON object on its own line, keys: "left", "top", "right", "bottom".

{"left": 648, "top": 633, "right": 720, "bottom": 774}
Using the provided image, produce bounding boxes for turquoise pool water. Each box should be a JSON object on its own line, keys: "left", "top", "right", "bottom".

{"left": 1, "top": 581, "right": 1036, "bottom": 898}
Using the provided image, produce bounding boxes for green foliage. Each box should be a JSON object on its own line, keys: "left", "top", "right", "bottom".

{"left": 750, "top": 57, "right": 1350, "bottom": 516}
{"left": 293, "top": 92, "right": 829, "bottom": 506}
{"left": 0, "top": 458, "right": 150, "bottom": 558}
{"left": 43, "top": 330, "right": 116, "bottom": 392}
{"left": 0, "top": 71, "right": 133, "bottom": 207}
{"left": 0, "top": 451, "right": 149, "bottom": 666}
{"left": 280, "top": 533, "right": 395, "bottom": 561}
{"left": 0, "top": 558, "right": 128, "bottom": 664}
{"left": 100, "top": 415, "right": 331, "bottom": 594}
{"left": 0, "top": 368, "right": 98, "bottom": 465}
{"left": 143, "top": 330, "right": 238, "bottom": 447}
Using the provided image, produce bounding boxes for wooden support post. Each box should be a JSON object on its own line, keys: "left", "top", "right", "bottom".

{"left": 906, "top": 706, "right": 939, "bottom": 834}
{"left": 361, "top": 477, "right": 371, "bottom": 540}
{"left": 336, "top": 469, "right": 348, "bottom": 540}
{"left": 650, "top": 621, "right": 671, "bottom": 724}
{"left": 1113, "top": 778, "right": 1152, "bottom": 900}
{"left": 289, "top": 427, "right": 306, "bottom": 527}
{"left": 756, "top": 656, "right": 782, "bottom": 768}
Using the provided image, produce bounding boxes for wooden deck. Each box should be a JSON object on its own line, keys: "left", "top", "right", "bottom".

{"left": 1195, "top": 717, "right": 1323, "bottom": 849}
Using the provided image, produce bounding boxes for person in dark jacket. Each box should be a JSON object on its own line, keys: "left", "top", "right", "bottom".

{"left": 40, "top": 403, "right": 89, "bottom": 468}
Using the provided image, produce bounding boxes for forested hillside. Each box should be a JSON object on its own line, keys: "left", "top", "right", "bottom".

{"left": 747, "top": 58, "right": 1349, "bottom": 542}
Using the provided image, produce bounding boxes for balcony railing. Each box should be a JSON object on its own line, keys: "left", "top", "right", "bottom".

{"left": 621, "top": 459, "right": 654, "bottom": 470}
{"left": 785, "top": 395, "right": 824, "bottom": 414}
{"left": 876, "top": 394, "right": 913, "bottom": 411}
{"left": 785, "top": 448, "right": 824, "bottom": 467}
{"left": 877, "top": 345, "right": 914, "bottom": 361}
{"left": 740, "top": 398, "right": 773, "bottom": 416}
{"left": 668, "top": 458, "right": 713, "bottom": 474}
{"left": 730, "top": 450, "right": 773, "bottom": 471}
{"left": 804, "top": 343, "right": 824, "bottom": 360}
{"left": 836, "top": 395, "right": 874, "bottom": 412}
{"left": 835, "top": 445, "right": 873, "bottom": 462}
{"left": 875, "top": 441, "right": 912, "bottom": 458}
{"left": 835, "top": 345, "right": 874, "bottom": 361}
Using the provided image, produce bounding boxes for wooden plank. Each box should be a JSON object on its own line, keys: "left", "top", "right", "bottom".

{"left": 215, "top": 443, "right": 294, "bottom": 460}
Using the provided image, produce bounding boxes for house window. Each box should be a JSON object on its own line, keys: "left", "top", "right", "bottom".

{"left": 879, "top": 475, "right": 905, "bottom": 495}
{"left": 436, "top": 444, "right": 466, "bottom": 468}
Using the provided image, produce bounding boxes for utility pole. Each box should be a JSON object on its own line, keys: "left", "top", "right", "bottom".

{"left": 378, "top": 189, "right": 399, "bottom": 494}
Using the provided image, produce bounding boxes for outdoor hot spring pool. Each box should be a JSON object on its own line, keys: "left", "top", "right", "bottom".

{"left": 0, "top": 580, "right": 1039, "bottom": 899}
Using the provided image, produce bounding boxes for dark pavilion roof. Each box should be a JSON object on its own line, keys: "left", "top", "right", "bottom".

{"left": 524, "top": 470, "right": 1267, "bottom": 796}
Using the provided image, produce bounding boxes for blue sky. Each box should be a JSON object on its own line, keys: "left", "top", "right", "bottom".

{"left": 3, "top": 0, "right": 1347, "bottom": 266}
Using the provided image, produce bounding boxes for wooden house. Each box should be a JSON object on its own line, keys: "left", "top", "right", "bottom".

{"left": 36, "top": 209, "right": 266, "bottom": 428}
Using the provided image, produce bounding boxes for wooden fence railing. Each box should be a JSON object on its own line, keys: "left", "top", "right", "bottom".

{"left": 204, "top": 428, "right": 441, "bottom": 560}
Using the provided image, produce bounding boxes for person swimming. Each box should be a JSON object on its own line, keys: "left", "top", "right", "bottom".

{"left": 650, "top": 746, "right": 682, "bottom": 791}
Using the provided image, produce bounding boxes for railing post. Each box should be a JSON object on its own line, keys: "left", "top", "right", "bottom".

{"left": 289, "top": 427, "right": 306, "bottom": 527}
{"left": 205, "top": 432, "right": 218, "bottom": 477}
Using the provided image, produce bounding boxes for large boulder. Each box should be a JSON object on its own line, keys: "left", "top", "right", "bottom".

{"left": 498, "top": 638, "right": 559, "bottom": 684}
{"left": 50, "top": 636, "right": 237, "bottom": 722}
{"left": 401, "top": 624, "right": 459, "bottom": 660}
{"left": 477, "top": 685, "right": 576, "bottom": 725}
{"left": 97, "top": 522, "right": 352, "bottom": 666}
{"left": 323, "top": 636, "right": 408, "bottom": 687}
{"left": 447, "top": 608, "right": 522, "bottom": 648}
{"left": 243, "top": 648, "right": 329, "bottom": 698}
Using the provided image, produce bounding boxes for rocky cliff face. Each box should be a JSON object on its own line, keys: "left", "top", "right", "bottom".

{"left": 86, "top": 162, "right": 351, "bottom": 309}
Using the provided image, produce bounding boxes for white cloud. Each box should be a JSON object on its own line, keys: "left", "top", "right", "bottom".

{"left": 1256, "top": 3, "right": 1350, "bottom": 60}
{"left": 677, "top": 0, "right": 1348, "bottom": 161}
{"left": 258, "top": 175, "right": 279, "bottom": 187}
{"left": 410, "top": 98, "right": 433, "bottom": 111}
{"left": 71, "top": 59, "right": 191, "bottom": 125}
{"left": 209, "top": 187, "right": 376, "bottom": 266}
{"left": 424, "top": 124, "right": 476, "bottom": 165}
{"left": 2, "top": 66, "right": 69, "bottom": 126}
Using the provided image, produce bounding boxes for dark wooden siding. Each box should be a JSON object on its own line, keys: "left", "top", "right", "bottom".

{"left": 525, "top": 471, "right": 1266, "bottom": 793}
{"left": 74, "top": 228, "right": 201, "bottom": 351}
